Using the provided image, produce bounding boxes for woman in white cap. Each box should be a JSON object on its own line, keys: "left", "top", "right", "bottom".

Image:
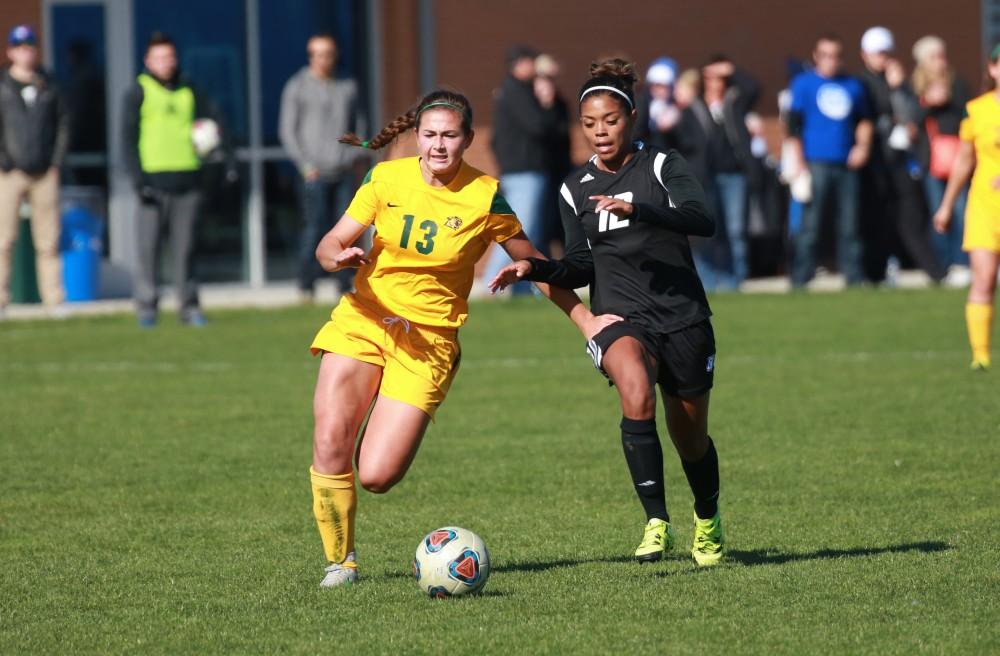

{"left": 635, "top": 57, "right": 680, "bottom": 151}
{"left": 857, "top": 26, "right": 948, "bottom": 285}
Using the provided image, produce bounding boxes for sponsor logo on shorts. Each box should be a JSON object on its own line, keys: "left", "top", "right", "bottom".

{"left": 706, "top": 354, "right": 715, "bottom": 373}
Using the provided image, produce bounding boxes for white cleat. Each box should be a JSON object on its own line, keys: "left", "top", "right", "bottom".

{"left": 320, "top": 552, "right": 358, "bottom": 587}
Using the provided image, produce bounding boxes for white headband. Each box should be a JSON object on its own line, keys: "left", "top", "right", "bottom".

{"left": 580, "top": 85, "right": 634, "bottom": 109}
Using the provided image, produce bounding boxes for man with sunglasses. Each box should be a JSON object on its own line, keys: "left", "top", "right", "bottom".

{"left": 279, "top": 33, "right": 366, "bottom": 303}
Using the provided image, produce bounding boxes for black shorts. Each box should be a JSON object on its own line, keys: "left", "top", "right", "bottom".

{"left": 585, "top": 319, "right": 715, "bottom": 398}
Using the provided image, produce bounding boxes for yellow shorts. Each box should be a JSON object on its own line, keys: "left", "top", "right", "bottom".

{"left": 310, "top": 294, "right": 461, "bottom": 417}
{"left": 963, "top": 193, "right": 1000, "bottom": 252}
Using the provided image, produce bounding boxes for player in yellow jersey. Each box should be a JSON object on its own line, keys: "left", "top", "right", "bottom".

{"left": 306, "top": 89, "right": 622, "bottom": 587}
{"left": 934, "top": 45, "right": 1000, "bottom": 371}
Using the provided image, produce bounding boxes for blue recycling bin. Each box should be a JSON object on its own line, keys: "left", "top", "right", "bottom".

{"left": 60, "top": 206, "right": 102, "bottom": 301}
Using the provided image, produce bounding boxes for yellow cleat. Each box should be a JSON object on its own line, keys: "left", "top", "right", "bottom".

{"left": 970, "top": 359, "right": 990, "bottom": 372}
{"left": 691, "top": 512, "right": 724, "bottom": 567}
{"left": 634, "top": 518, "right": 674, "bottom": 563}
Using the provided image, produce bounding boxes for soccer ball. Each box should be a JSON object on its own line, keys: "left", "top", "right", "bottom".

{"left": 191, "top": 118, "right": 221, "bottom": 157}
{"left": 413, "top": 527, "right": 490, "bottom": 598}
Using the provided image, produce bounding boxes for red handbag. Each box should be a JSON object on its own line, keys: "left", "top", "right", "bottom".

{"left": 926, "top": 116, "right": 961, "bottom": 180}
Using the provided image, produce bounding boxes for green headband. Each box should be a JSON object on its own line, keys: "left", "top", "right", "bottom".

{"left": 992, "top": 43, "right": 1000, "bottom": 62}
{"left": 417, "top": 101, "right": 469, "bottom": 120}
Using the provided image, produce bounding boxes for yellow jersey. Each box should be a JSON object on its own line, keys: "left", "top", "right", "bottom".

{"left": 960, "top": 92, "right": 1000, "bottom": 209}
{"left": 343, "top": 157, "right": 522, "bottom": 328}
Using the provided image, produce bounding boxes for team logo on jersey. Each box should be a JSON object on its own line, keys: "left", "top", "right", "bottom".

{"left": 580, "top": 173, "right": 595, "bottom": 183}
{"left": 706, "top": 355, "right": 715, "bottom": 373}
{"left": 444, "top": 216, "right": 463, "bottom": 230}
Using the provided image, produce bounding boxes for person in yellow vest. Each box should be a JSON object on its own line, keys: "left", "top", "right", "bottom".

{"left": 122, "top": 32, "right": 230, "bottom": 327}
{"left": 933, "top": 44, "right": 1000, "bottom": 371}
{"left": 306, "top": 88, "right": 622, "bottom": 587}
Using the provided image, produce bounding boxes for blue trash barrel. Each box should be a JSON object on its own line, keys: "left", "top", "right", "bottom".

{"left": 60, "top": 206, "right": 102, "bottom": 301}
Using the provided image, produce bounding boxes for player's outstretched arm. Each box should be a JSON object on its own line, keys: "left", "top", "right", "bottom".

{"left": 489, "top": 193, "right": 596, "bottom": 293}
{"left": 316, "top": 215, "right": 370, "bottom": 271}
{"left": 498, "top": 232, "right": 621, "bottom": 340}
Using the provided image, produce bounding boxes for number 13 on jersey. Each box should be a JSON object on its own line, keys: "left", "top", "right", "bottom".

{"left": 400, "top": 214, "right": 438, "bottom": 254}
{"left": 598, "top": 192, "right": 634, "bottom": 233}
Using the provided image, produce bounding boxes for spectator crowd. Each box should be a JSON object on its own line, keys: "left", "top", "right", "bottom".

{"left": 497, "top": 26, "right": 977, "bottom": 292}
{"left": 0, "top": 21, "right": 982, "bottom": 323}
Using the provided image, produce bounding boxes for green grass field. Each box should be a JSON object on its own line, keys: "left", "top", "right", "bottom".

{"left": 1, "top": 289, "right": 998, "bottom": 655}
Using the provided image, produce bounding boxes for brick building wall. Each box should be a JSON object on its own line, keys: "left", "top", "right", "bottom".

{"left": 381, "top": 0, "right": 983, "bottom": 175}
{"left": 0, "top": 0, "right": 42, "bottom": 58}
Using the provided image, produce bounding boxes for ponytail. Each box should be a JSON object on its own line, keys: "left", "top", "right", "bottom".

{"left": 339, "top": 89, "right": 474, "bottom": 151}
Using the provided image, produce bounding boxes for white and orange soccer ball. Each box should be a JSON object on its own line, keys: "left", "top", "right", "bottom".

{"left": 413, "top": 526, "right": 491, "bottom": 598}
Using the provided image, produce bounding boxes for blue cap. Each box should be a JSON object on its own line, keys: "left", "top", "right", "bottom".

{"left": 8, "top": 24, "right": 37, "bottom": 47}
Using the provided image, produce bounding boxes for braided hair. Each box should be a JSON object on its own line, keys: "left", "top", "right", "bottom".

{"left": 339, "top": 89, "right": 473, "bottom": 150}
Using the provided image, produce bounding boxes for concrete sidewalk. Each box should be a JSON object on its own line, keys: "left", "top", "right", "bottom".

{"left": 1, "top": 269, "right": 943, "bottom": 322}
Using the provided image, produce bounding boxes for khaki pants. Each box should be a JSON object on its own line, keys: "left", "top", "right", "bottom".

{"left": 0, "top": 168, "right": 63, "bottom": 307}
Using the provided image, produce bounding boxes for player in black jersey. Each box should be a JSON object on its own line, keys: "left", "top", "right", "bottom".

{"left": 490, "top": 59, "right": 724, "bottom": 566}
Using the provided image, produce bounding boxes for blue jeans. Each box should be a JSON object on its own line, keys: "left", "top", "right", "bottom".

{"left": 715, "top": 172, "right": 748, "bottom": 287}
{"left": 923, "top": 175, "right": 969, "bottom": 268}
{"left": 298, "top": 174, "right": 355, "bottom": 292}
{"left": 483, "top": 171, "right": 548, "bottom": 295}
{"left": 792, "top": 163, "right": 862, "bottom": 287}
{"left": 691, "top": 236, "right": 723, "bottom": 293}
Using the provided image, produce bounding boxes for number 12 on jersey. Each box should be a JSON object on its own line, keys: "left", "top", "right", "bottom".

{"left": 598, "top": 192, "right": 634, "bottom": 233}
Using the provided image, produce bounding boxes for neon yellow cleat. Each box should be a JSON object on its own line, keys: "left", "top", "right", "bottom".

{"left": 970, "top": 358, "right": 990, "bottom": 372}
{"left": 634, "top": 518, "right": 674, "bottom": 563}
{"left": 691, "top": 512, "right": 724, "bottom": 567}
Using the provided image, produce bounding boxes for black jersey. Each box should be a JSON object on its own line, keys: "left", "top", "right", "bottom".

{"left": 528, "top": 144, "right": 714, "bottom": 335}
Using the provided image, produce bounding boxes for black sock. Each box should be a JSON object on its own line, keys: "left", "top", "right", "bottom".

{"left": 681, "top": 436, "right": 720, "bottom": 519}
{"left": 620, "top": 417, "right": 669, "bottom": 522}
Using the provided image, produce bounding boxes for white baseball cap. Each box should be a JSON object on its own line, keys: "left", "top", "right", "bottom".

{"left": 861, "top": 27, "right": 895, "bottom": 54}
{"left": 645, "top": 58, "right": 677, "bottom": 86}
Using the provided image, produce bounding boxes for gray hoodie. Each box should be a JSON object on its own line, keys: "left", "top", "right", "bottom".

{"left": 279, "top": 68, "right": 364, "bottom": 177}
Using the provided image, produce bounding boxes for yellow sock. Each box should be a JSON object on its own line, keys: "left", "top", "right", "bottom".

{"left": 966, "top": 302, "right": 994, "bottom": 365}
{"left": 310, "top": 467, "right": 357, "bottom": 565}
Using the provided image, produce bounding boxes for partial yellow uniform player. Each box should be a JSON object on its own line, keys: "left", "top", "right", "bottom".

{"left": 311, "top": 156, "right": 521, "bottom": 411}
{"left": 957, "top": 91, "right": 1000, "bottom": 368}
{"left": 960, "top": 93, "right": 1000, "bottom": 252}
{"left": 308, "top": 156, "right": 521, "bottom": 570}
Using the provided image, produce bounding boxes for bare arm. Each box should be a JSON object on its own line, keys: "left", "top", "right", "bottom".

{"left": 316, "top": 215, "right": 370, "bottom": 271}
{"left": 848, "top": 119, "right": 873, "bottom": 169}
{"left": 933, "top": 141, "right": 975, "bottom": 233}
{"left": 500, "top": 233, "right": 621, "bottom": 339}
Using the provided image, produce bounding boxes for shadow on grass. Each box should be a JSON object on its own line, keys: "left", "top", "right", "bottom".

{"left": 375, "top": 542, "right": 950, "bottom": 583}
{"left": 494, "top": 555, "right": 634, "bottom": 573}
{"left": 724, "top": 540, "right": 950, "bottom": 567}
